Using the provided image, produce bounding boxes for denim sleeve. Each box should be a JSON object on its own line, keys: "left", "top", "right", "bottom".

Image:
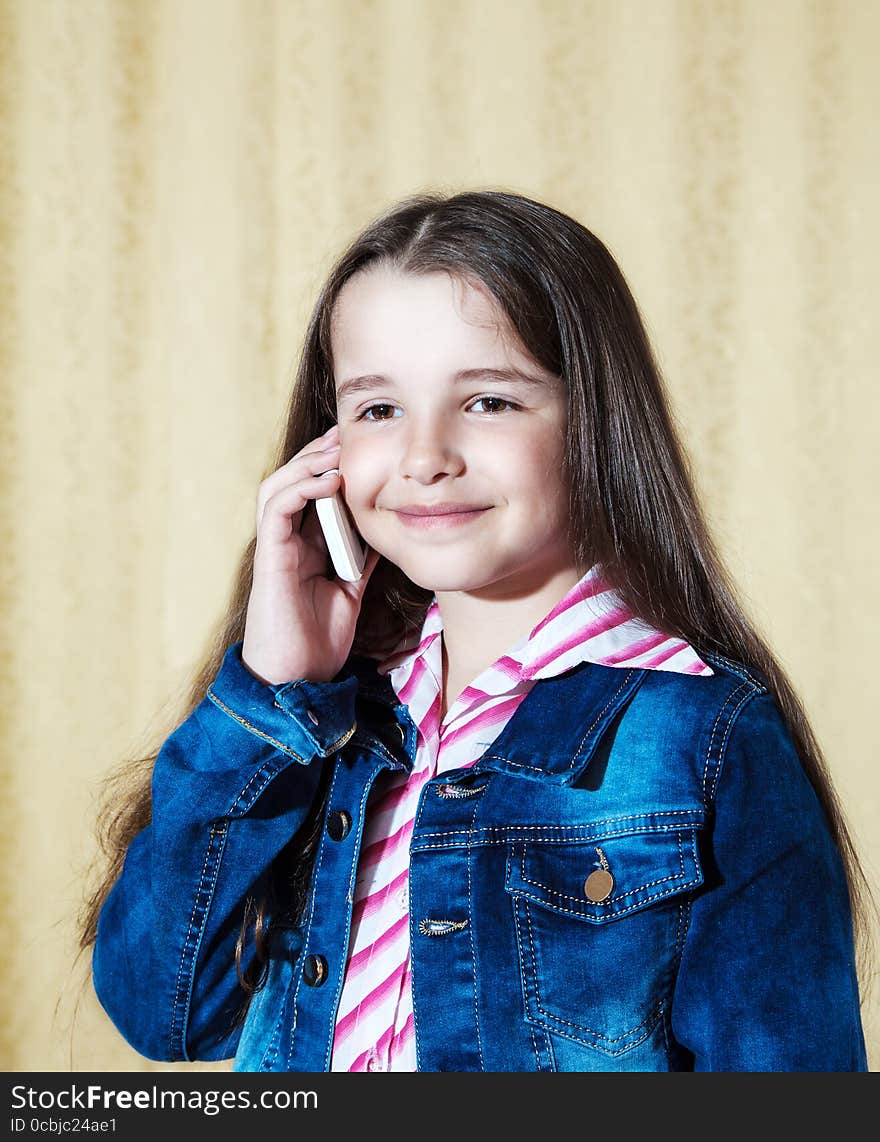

{"left": 670, "top": 690, "right": 868, "bottom": 1071}
{"left": 92, "top": 641, "right": 359, "bottom": 1063}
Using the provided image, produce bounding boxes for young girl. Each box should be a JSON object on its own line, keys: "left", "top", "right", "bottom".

{"left": 80, "top": 189, "right": 871, "bottom": 1072}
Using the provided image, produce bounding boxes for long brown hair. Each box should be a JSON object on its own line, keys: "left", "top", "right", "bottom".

{"left": 78, "top": 188, "right": 875, "bottom": 1032}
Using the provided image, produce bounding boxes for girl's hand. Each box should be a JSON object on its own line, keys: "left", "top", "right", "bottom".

{"left": 241, "top": 424, "right": 381, "bottom": 685}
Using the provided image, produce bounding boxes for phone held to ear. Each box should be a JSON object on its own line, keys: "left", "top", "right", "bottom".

{"left": 314, "top": 477, "right": 367, "bottom": 582}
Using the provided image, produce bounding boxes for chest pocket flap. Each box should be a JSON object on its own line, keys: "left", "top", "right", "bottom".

{"left": 505, "top": 823, "right": 704, "bottom": 922}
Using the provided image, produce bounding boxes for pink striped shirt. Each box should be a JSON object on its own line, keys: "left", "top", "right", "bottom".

{"left": 328, "top": 563, "right": 713, "bottom": 1071}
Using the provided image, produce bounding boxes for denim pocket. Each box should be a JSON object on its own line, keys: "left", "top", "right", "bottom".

{"left": 504, "top": 825, "right": 703, "bottom": 1056}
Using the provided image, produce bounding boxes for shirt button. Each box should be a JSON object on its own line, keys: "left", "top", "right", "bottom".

{"left": 327, "top": 809, "right": 352, "bottom": 842}
{"left": 302, "top": 953, "right": 328, "bottom": 987}
{"left": 366, "top": 1052, "right": 382, "bottom": 1072}
{"left": 307, "top": 708, "right": 320, "bottom": 725}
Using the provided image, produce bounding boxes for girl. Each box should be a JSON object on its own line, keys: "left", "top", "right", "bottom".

{"left": 80, "top": 189, "right": 871, "bottom": 1072}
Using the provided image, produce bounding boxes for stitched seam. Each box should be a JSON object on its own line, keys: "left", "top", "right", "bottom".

{"left": 509, "top": 859, "right": 558, "bottom": 1072}
{"left": 511, "top": 847, "right": 545, "bottom": 1053}
{"left": 702, "top": 652, "right": 751, "bottom": 682}
{"left": 544, "top": 1028, "right": 557, "bottom": 1071}
{"left": 409, "top": 893, "right": 423, "bottom": 1071}
{"left": 410, "top": 821, "right": 704, "bottom": 850}
{"left": 709, "top": 688, "right": 762, "bottom": 803}
{"left": 414, "top": 762, "right": 429, "bottom": 830}
{"left": 276, "top": 687, "right": 363, "bottom": 752}
{"left": 351, "top": 731, "right": 400, "bottom": 768}
{"left": 528, "top": 1019, "right": 542, "bottom": 1070}
{"left": 520, "top": 828, "right": 681, "bottom": 905}
{"left": 523, "top": 891, "right": 545, "bottom": 1044}
{"left": 409, "top": 757, "right": 440, "bottom": 1069}
{"left": 322, "top": 722, "right": 357, "bottom": 755}
{"left": 226, "top": 757, "right": 293, "bottom": 816}
{"left": 286, "top": 760, "right": 340, "bottom": 1070}
{"left": 512, "top": 874, "right": 699, "bottom": 921}
{"left": 411, "top": 829, "right": 698, "bottom": 852}
{"left": 466, "top": 794, "right": 485, "bottom": 1071}
{"left": 169, "top": 823, "right": 226, "bottom": 1060}
{"left": 560, "top": 669, "right": 637, "bottom": 775}
{"left": 414, "top": 811, "right": 703, "bottom": 841}
{"left": 667, "top": 845, "right": 699, "bottom": 1062}
{"left": 701, "top": 681, "right": 755, "bottom": 806}
{"left": 207, "top": 688, "right": 308, "bottom": 759}
{"left": 702, "top": 651, "right": 768, "bottom": 688}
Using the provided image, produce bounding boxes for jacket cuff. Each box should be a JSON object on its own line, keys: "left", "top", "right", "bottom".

{"left": 206, "top": 641, "right": 359, "bottom": 760}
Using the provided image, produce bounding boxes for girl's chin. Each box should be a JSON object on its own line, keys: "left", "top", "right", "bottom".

{"left": 388, "top": 557, "right": 503, "bottom": 594}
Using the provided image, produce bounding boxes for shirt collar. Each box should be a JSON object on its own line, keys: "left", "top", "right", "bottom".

{"left": 374, "top": 563, "right": 713, "bottom": 699}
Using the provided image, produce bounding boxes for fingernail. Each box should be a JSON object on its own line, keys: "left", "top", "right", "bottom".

{"left": 323, "top": 468, "right": 340, "bottom": 477}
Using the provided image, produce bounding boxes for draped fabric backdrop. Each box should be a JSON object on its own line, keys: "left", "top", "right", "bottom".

{"left": 0, "top": 0, "right": 877, "bottom": 1071}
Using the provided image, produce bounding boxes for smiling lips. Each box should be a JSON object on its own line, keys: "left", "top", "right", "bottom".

{"left": 391, "top": 503, "right": 491, "bottom": 529}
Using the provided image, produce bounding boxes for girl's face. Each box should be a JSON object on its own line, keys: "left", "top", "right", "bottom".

{"left": 331, "top": 265, "right": 578, "bottom": 595}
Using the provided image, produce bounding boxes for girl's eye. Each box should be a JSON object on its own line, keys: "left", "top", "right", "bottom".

{"left": 358, "top": 403, "right": 401, "bottom": 421}
{"left": 469, "top": 395, "right": 517, "bottom": 414}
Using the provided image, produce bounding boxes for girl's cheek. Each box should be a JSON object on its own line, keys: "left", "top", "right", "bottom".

{"left": 338, "top": 446, "right": 374, "bottom": 505}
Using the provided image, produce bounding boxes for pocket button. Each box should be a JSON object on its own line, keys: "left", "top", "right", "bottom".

{"left": 584, "top": 869, "right": 614, "bottom": 902}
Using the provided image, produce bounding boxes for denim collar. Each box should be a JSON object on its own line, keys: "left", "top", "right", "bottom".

{"left": 470, "top": 660, "right": 648, "bottom": 785}
{"left": 347, "top": 654, "right": 648, "bottom": 787}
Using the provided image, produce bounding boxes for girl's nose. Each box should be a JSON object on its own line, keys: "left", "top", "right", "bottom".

{"left": 398, "top": 421, "right": 466, "bottom": 483}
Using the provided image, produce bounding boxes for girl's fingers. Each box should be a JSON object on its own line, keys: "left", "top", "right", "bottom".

{"left": 258, "top": 470, "right": 341, "bottom": 540}
{"left": 290, "top": 432, "right": 339, "bottom": 466}
{"left": 260, "top": 428, "right": 339, "bottom": 491}
{"left": 257, "top": 448, "right": 340, "bottom": 526}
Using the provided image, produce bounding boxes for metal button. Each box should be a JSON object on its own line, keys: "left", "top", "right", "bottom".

{"left": 377, "top": 721, "right": 407, "bottom": 752}
{"left": 584, "top": 869, "right": 614, "bottom": 903}
{"left": 306, "top": 708, "right": 319, "bottom": 725}
{"left": 302, "top": 953, "right": 328, "bottom": 987}
{"left": 326, "top": 809, "right": 352, "bottom": 842}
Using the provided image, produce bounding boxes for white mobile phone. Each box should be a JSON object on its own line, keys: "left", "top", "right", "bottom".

{"left": 314, "top": 485, "right": 367, "bottom": 582}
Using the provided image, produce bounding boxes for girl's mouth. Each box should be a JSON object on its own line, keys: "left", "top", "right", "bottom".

{"left": 392, "top": 507, "right": 490, "bottom": 529}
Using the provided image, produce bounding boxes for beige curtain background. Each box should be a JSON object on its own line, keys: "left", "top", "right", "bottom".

{"left": 1, "top": 0, "right": 877, "bottom": 1072}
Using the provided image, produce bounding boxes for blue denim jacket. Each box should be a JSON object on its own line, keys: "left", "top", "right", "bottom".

{"left": 92, "top": 640, "right": 868, "bottom": 1071}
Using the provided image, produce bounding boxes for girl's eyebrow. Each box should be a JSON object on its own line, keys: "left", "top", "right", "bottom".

{"left": 335, "top": 367, "right": 548, "bottom": 403}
